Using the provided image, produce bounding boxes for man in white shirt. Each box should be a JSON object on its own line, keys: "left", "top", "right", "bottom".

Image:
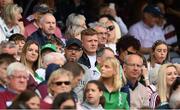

{"left": 129, "top": 5, "right": 165, "bottom": 54}
{"left": 79, "top": 28, "right": 98, "bottom": 70}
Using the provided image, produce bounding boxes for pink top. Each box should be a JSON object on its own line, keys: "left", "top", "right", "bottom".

{"left": 24, "top": 22, "right": 62, "bottom": 38}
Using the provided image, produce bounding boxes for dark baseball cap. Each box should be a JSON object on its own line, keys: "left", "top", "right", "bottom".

{"left": 33, "top": 4, "right": 50, "bottom": 13}
{"left": 66, "top": 38, "right": 82, "bottom": 48}
{"left": 143, "top": 5, "right": 164, "bottom": 17}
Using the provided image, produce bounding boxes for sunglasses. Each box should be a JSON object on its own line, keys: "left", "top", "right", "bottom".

{"left": 107, "top": 25, "right": 115, "bottom": 31}
{"left": 53, "top": 81, "right": 71, "bottom": 86}
{"left": 127, "top": 50, "right": 136, "bottom": 55}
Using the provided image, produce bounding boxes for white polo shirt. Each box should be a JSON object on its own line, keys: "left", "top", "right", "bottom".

{"left": 129, "top": 21, "right": 165, "bottom": 48}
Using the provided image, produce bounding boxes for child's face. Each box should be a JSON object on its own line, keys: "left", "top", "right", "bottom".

{"left": 0, "top": 63, "right": 8, "bottom": 84}
{"left": 15, "top": 40, "right": 25, "bottom": 53}
{"left": 85, "top": 83, "right": 103, "bottom": 105}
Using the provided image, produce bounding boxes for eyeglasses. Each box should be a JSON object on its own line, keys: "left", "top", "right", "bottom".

{"left": 67, "top": 47, "right": 82, "bottom": 52}
{"left": 53, "top": 81, "right": 71, "bottom": 86}
{"left": 97, "top": 32, "right": 109, "bottom": 36}
{"left": 107, "top": 25, "right": 115, "bottom": 31}
{"left": 127, "top": 50, "right": 136, "bottom": 55}
{"left": 125, "top": 63, "right": 143, "bottom": 68}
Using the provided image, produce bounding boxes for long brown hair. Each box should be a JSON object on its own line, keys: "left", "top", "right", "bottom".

{"left": 20, "top": 40, "right": 41, "bottom": 72}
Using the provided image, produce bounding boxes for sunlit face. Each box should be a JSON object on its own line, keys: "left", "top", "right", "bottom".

{"left": 25, "top": 43, "right": 39, "bottom": 63}
{"left": 15, "top": 40, "right": 25, "bottom": 53}
{"left": 154, "top": 44, "right": 168, "bottom": 64}
{"left": 82, "top": 35, "right": 98, "bottom": 55}
{"left": 85, "top": 83, "right": 103, "bottom": 106}
{"left": 123, "top": 55, "right": 143, "bottom": 81}
{"left": 96, "top": 26, "right": 108, "bottom": 45}
{"left": 65, "top": 45, "right": 83, "bottom": 62}
{"left": 51, "top": 74, "right": 72, "bottom": 96}
{"left": 39, "top": 14, "right": 56, "bottom": 35}
{"left": 26, "top": 96, "right": 40, "bottom": 109}
{"left": 8, "top": 70, "right": 29, "bottom": 93}
{"left": 60, "top": 99, "right": 76, "bottom": 109}
{"left": 166, "top": 66, "right": 178, "bottom": 87}
{"left": 100, "top": 61, "right": 115, "bottom": 78}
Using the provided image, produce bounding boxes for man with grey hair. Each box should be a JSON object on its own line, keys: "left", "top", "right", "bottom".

{"left": 0, "top": 62, "right": 29, "bottom": 109}
{"left": 123, "top": 54, "right": 150, "bottom": 109}
{"left": 35, "top": 52, "right": 66, "bottom": 83}
{"left": 27, "top": 13, "right": 59, "bottom": 47}
{"left": 89, "top": 22, "right": 109, "bottom": 49}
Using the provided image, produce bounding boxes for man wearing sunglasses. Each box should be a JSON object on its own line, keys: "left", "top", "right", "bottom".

{"left": 129, "top": 5, "right": 165, "bottom": 55}
{"left": 64, "top": 38, "right": 94, "bottom": 102}
{"left": 116, "top": 35, "right": 141, "bottom": 65}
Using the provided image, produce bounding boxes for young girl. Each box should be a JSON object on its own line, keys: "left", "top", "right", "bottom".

{"left": 99, "top": 57, "right": 129, "bottom": 109}
{"left": 147, "top": 40, "right": 169, "bottom": 85}
{"left": 81, "top": 80, "right": 104, "bottom": 110}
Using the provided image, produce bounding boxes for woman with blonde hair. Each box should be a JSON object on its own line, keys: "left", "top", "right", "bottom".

{"left": 21, "top": 40, "right": 42, "bottom": 90}
{"left": 65, "top": 13, "right": 87, "bottom": 40}
{"left": 44, "top": 68, "right": 73, "bottom": 104}
{"left": 99, "top": 57, "right": 129, "bottom": 109}
{"left": 0, "top": 3, "right": 24, "bottom": 42}
{"left": 99, "top": 15, "right": 121, "bottom": 54}
{"left": 149, "top": 63, "right": 178, "bottom": 108}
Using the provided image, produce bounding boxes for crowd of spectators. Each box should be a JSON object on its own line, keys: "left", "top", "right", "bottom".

{"left": 0, "top": 0, "right": 180, "bottom": 109}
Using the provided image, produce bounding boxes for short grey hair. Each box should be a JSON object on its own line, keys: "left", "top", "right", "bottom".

{"left": 7, "top": 62, "right": 27, "bottom": 76}
{"left": 96, "top": 47, "right": 114, "bottom": 57}
{"left": 43, "top": 52, "right": 66, "bottom": 67}
{"left": 89, "top": 22, "right": 107, "bottom": 29}
{"left": 39, "top": 13, "right": 55, "bottom": 24}
{"left": 66, "top": 13, "right": 86, "bottom": 27}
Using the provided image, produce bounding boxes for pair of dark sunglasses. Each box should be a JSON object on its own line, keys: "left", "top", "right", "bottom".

{"left": 53, "top": 81, "right": 71, "bottom": 86}
{"left": 127, "top": 50, "right": 136, "bottom": 55}
{"left": 107, "top": 25, "right": 115, "bottom": 31}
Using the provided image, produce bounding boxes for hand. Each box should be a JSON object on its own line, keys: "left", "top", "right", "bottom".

{"left": 142, "top": 65, "right": 148, "bottom": 78}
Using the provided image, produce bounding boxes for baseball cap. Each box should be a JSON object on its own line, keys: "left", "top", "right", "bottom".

{"left": 33, "top": 4, "right": 50, "bottom": 13}
{"left": 143, "top": 5, "right": 164, "bottom": 17}
{"left": 45, "top": 63, "right": 60, "bottom": 81}
{"left": 41, "top": 43, "right": 57, "bottom": 52}
{"left": 66, "top": 38, "right": 82, "bottom": 48}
